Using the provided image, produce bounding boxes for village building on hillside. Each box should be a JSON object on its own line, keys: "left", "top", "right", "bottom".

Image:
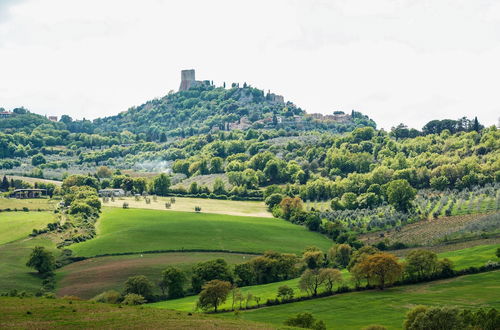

{"left": 12, "top": 188, "right": 47, "bottom": 199}
{"left": 0, "top": 111, "right": 13, "bottom": 119}
{"left": 98, "top": 188, "right": 125, "bottom": 197}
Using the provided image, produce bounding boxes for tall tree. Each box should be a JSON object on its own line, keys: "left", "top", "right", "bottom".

{"left": 159, "top": 267, "right": 186, "bottom": 299}
{"left": 196, "top": 280, "right": 232, "bottom": 312}
{"left": 26, "top": 246, "right": 55, "bottom": 274}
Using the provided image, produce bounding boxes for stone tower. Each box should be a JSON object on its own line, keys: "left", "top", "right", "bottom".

{"left": 179, "top": 69, "right": 196, "bottom": 91}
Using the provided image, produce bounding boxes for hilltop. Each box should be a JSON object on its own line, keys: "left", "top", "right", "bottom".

{"left": 93, "top": 70, "right": 376, "bottom": 139}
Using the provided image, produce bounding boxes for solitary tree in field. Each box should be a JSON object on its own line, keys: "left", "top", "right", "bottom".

{"left": 197, "top": 280, "right": 232, "bottom": 312}
{"left": 26, "top": 246, "right": 55, "bottom": 274}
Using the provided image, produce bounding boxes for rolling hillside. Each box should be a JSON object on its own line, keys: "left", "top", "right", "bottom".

{"left": 69, "top": 208, "right": 333, "bottom": 257}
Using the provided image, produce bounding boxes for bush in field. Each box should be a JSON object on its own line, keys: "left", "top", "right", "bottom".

{"left": 165, "top": 202, "right": 171, "bottom": 209}
{"left": 195, "top": 206, "right": 201, "bottom": 212}
{"left": 284, "top": 312, "right": 326, "bottom": 330}
{"left": 122, "top": 202, "right": 129, "bottom": 209}
{"left": 122, "top": 293, "right": 146, "bottom": 305}
{"left": 123, "top": 275, "right": 154, "bottom": 301}
{"left": 362, "top": 326, "right": 387, "bottom": 330}
{"left": 277, "top": 285, "right": 294, "bottom": 302}
{"left": 91, "top": 290, "right": 121, "bottom": 304}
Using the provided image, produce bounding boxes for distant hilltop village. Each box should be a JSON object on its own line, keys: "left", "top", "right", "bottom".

{"left": 178, "top": 69, "right": 353, "bottom": 132}
{"left": 179, "top": 69, "right": 285, "bottom": 104}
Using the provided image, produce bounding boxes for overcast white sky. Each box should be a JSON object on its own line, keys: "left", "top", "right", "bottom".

{"left": 0, "top": 0, "right": 499, "bottom": 129}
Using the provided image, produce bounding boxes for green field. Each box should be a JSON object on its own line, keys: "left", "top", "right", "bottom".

{"left": 221, "top": 271, "right": 500, "bottom": 330}
{"left": 0, "top": 297, "right": 274, "bottom": 330}
{"left": 438, "top": 244, "right": 500, "bottom": 268}
{"left": 0, "top": 235, "right": 58, "bottom": 294}
{"left": 0, "top": 198, "right": 57, "bottom": 211}
{"left": 0, "top": 211, "right": 54, "bottom": 245}
{"left": 56, "top": 252, "right": 258, "bottom": 299}
{"left": 150, "top": 244, "right": 499, "bottom": 312}
{"left": 69, "top": 208, "right": 333, "bottom": 257}
{"left": 0, "top": 211, "right": 57, "bottom": 293}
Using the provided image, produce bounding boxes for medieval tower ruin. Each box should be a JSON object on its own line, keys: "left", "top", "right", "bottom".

{"left": 179, "top": 69, "right": 197, "bottom": 91}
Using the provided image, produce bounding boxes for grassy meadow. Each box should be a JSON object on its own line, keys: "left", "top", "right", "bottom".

{"left": 103, "top": 196, "right": 271, "bottom": 218}
{"left": 0, "top": 197, "right": 58, "bottom": 211}
{"left": 0, "top": 235, "right": 58, "bottom": 293}
{"left": 0, "top": 211, "right": 54, "bottom": 245}
{"left": 221, "top": 271, "right": 500, "bottom": 330}
{"left": 69, "top": 208, "right": 332, "bottom": 257}
{"left": 0, "top": 297, "right": 274, "bottom": 330}
{"left": 150, "top": 244, "right": 498, "bottom": 312}
{"left": 56, "top": 252, "right": 258, "bottom": 299}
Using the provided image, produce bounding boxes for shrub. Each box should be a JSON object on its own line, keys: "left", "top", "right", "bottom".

{"left": 122, "top": 202, "right": 129, "bottom": 209}
{"left": 284, "top": 312, "right": 326, "bottom": 330}
{"left": 362, "top": 326, "right": 387, "bottom": 330}
{"left": 91, "top": 290, "right": 121, "bottom": 304}
{"left": 122, "top": 293, "right": 146, "bottom": 305}
{"left": 195, "top": 206, "right": 202, "bottom": 212}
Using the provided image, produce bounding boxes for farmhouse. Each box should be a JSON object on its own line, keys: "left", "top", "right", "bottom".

{"left": 98, "top": 188, "right": 125, "bottom": 197}
{"left": 0, "top": 111, "right": 13, "bottom": 119}
{"left": 12, "top": 188, "right": 47, "bottom": 198}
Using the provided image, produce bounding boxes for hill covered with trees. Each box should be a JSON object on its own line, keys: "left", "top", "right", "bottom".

{"left": 93, "top": 83, "right": 376, "bottom": 139}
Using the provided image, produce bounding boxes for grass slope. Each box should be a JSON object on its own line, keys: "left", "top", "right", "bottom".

{"left": 0, "top": 198, "right": 57, "bottom": 211}
{"left": 438, "top": 244, "right": 500, "bottom": 268}
{"left": 104, "top": 196, "right": 271, "bottom": 218}
{"left": 0, "top": 211, "right": 54, "bottom": 245}
{"left": 222, "top": 271, "right": 500, "bottom": 330}
{"left": 70, "top": 208, "right": 332, "bottom": 257}
{"left": 0, "top": 297, "right": 275, "bottom": 329}
{"left": 0, "top": 236, "right": 58, "bottom": 294}
{"left": 56, "top": 252, "right": 258, "bottom": 299}
{"left": 151, "top": 244, "right": 499, "bottom": 312}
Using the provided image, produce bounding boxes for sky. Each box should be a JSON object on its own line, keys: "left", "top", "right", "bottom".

{"left": 0, "top": 0, "right": 499, "bottom": 129}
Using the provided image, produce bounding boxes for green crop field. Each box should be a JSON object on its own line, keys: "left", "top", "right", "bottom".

{"left": 0, "top": 297, "right": 274, "bottom": 330}
{"left": 150, "top": 244, "right": 499, "bottom": 312}
{"left": 56, "top": 252, "right": 258, "bottom": 299}
{"left": 103, "top": 196, "right": 271, "bottom": 218}
{"left": 0, "top": 211, "right": 54, "bottom": 245}
{"left": 221, "top": 271, "right": 500, "bottom": 330}
{"left": 69, "top": 208, "right": 333, "bottom": 257}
